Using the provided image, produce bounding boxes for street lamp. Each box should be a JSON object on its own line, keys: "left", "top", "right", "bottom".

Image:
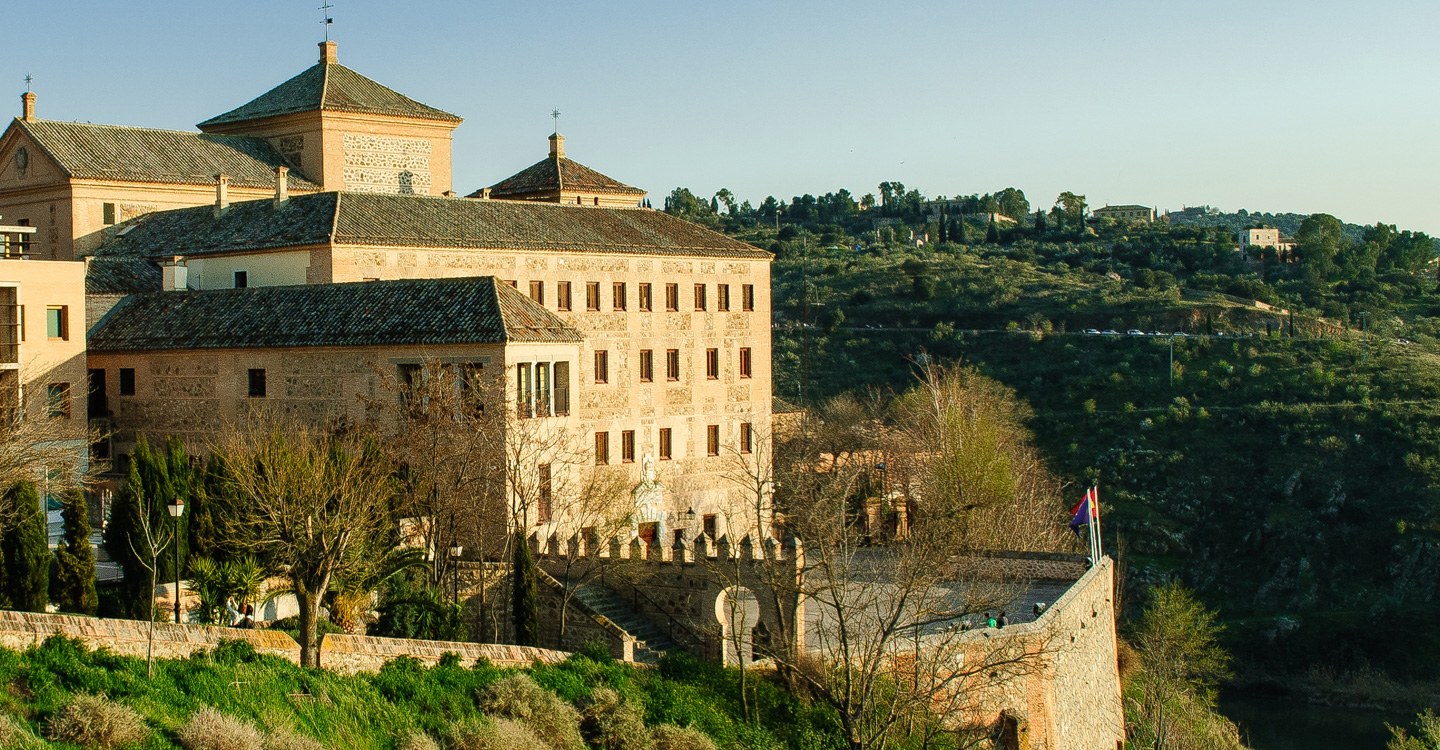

{"left": 167, "top": 496, "right": 185, "bottom": 623}
{"left": 448, "top": 544, "right": 464, "bottom": 604}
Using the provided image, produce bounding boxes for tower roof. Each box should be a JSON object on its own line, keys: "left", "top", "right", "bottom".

{"left": 473, "top": 133, "right": 645, "bottom": 201}
{"left": 198, "top": 43, "right": 461, "bottom": 128}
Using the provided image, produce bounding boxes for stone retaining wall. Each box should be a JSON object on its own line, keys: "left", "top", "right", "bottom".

{"left": 0, "top": 610, "right": 300, "bottom": 662}
{"left": 320, "top": 633, "right": 568, "bottom": 675}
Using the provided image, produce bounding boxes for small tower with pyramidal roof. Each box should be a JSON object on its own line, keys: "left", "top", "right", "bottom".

{"left": 473, "top": 131, "right": 647, "bottom": 208}
{"left": 198, "top": 42, "right": 462, "bottom": 196}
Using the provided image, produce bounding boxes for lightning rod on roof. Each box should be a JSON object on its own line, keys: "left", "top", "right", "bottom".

{"left": 552, "top": 108, "right": 561, "bottom": 133}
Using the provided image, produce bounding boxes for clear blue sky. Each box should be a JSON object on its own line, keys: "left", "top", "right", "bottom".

{"left": 5, "top": 1, "right": 1437, "bottom": 232}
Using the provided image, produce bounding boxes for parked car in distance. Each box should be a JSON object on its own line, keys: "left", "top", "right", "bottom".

{"left": 1083, "top": 329, "right": 1101, "bottom": 335}
{"left": 1127, "top": 329, "right": 1145, "bottom": 336}
{"left": 1101, "top": 330, "right": 1120, "bottom": 335}
{"left": 1172, "top": 332, "right": 1188, "bottom": 337}
{"left": 1147, "top": 331, "right": 1162, "bottom": 337}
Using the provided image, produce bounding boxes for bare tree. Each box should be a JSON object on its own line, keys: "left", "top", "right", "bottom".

{"left": 751, "top": 366, "right": 1070, "bottom": 750}
{"left": 213, "top": 422, "right": 395, "bottom": 667}
{"left": 0, "top": 385, "right": 103, "bottom": 523}
{"left": 123, "top": 491, "right": 175, "bottom": 678}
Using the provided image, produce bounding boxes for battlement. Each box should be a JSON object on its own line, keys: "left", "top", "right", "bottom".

{"left": 528, "top": 530, "right": 803, "bottom": 566}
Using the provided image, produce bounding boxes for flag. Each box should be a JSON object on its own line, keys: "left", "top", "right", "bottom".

{"left": 1069, "top": 488, "right": 1093, "bottom": 537}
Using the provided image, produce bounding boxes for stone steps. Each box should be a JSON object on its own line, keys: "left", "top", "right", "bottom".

{"left": 566, "top": 580, "right": 680, "bottom": 663}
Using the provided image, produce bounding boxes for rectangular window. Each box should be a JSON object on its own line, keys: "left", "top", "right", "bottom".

{"left": 703, "top": 514, "right": 717, "bottom": 539}
{"left": 639, "top": 350, "right": 653, "bottom": 382}
{"left": 613, "top": 282, "right": 627, "bottom": 311}
{"left": 621, "top": 430, "right": 635, "bottom": 463}
{"left": 102, "top": 202, "right": 116, "bottom": 225}
{"left": 594, "top": 350, "right": 609, "bottom": 384}
{"left": 694, "top": 283, "right": 707, "bottom": 311}
{"left": 46, "top": 305, "right": 68, "bottom": 340}
{"left": 557, "top": 281, "right": 572, "bottom": 311}
{"left": 706, "top": 348, "right": 719, "bottom": 379}
{"left": 595, "top": 432, "right": 610, "bottom": 465}
{"left": 47, "top": 383, "right": 70, "bottom": 419}
{"left": 740, "top": 422, "right": 753, "bottom": 454}
{"left": 639, "top": 283, "right": 652, "bottom": 312}
{"left": 718, "top": 284, "right": 730, "bottom": 311}
{"left": 537, "top": 463, "right": 553, "bottom": 523}
{"left": 666, "top": 349, "right": 680, "bottom": 381}
{"left": 119, "top": 368, "right": 136, "bottom": 396}
{"left": 529, "top": 280, "right": 545, "bottom": 305}
{"left": 659, "top": 428, "right": 672, "bottom": 460}
{"left": 553, "top": 361, "right": 570, "bottom": 416}
{"left": 517, "top": 362, "right": 532, "bottom": 417}
{"left": 234, "top": 271, "right": 248, "bottom": 289}
{"left": 536, "top": 361, "right": 551, "bottom": 416}
{"left": 665, "top": 283, "right": 679, "bottom": 311}
{"left": 739, "top": 348, "right": 752, "bottom": 379}
{"left": 247, "top": 369, "right": 266, "bottom": 398}
{"left": 586, "top": 282, "right": 601, "bottom": 311}
{"left": 505, "top": 279, "right": 518, "bottom": 288}
{"left": 87, "top": 369, "right": 107, "bottom": 419}
{"left": 742, "top": 284, "right": 755, "bottom": 311}
{"left": 707, "top": 425, "right": 720, "bottom": 456}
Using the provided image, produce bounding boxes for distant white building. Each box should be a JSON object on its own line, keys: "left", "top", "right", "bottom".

{"left": 1238, "top": 228, "right": 1296, "bottom": 256}
{"left": 1092, "top": 204, "right": 1155, "bottom": 222}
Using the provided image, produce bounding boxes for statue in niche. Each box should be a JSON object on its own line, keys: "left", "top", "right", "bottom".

{"left": 632, "top": 453, "right": 667, "bottom": 536}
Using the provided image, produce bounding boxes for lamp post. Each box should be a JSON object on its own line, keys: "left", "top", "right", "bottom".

{"left": 167, "top": 496, "right": 184, "bottom": 622}
{"left": 448, "top": 544, "right": 464, "bottom": 605}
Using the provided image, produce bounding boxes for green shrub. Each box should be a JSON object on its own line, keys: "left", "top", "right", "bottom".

{"left": 177, "top": 707, "right": 264, "bottom": 750}
{"left": 477, "top": 674, "right": 584, "bottom": 750}
{"left": 581, "top": 688, "right": 650, "bottom": 750}
{"left": 445, "top": 716, "right": 548, "bottom": 750}
{"left": 45, "top": 694, "right": 150, "bottom": 749}
{"left": 650, "top": 725, "right": 716, "bottom": 750}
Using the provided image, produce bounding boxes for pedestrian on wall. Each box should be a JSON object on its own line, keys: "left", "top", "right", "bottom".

{"left": 986, "top": 612, "right": 997, "bottom": 628}
{"left": 998, "top": 611, "right": 1009, "bottom": 628}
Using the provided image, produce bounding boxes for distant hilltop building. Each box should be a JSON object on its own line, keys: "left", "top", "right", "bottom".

{"left": 1091, "top": 204, "right": 1155, "bottom": 222}
{"left": 1238, "top": 227, "right": 1296, "bottom": 256}
{"left": 1164, "top": 205, "right": 1208, "bottom": 222}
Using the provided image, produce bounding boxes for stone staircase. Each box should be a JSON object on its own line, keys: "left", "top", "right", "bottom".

{"left": 561, "top": 578, "right": 681, "bottom": 664}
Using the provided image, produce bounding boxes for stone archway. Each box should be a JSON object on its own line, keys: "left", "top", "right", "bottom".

{"left": 714, "top": 585, "right": 762, "bottom": 666}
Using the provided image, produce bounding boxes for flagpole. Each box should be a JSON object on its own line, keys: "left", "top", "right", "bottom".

{"left": 1093, "top": 484, "right": 1103, "bottom": 560}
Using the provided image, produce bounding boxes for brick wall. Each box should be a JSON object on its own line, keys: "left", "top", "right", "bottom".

{"left": 319, "top": 633, "right": 568, "bottom": 675}
{"left": 0, "top": 610, "right": 300, "bottom": 662}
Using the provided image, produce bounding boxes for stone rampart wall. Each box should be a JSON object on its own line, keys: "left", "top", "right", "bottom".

{"left": 0, "top": 610, "right": 300, "bottom": 663}
{"left": 320, "top": 634, "right": 568, "bottom": 675}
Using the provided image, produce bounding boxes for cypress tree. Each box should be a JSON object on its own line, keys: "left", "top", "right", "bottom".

{"left": 52, "top": 489, "right": 98, "bottom": 615}
{"left": 985, "top": 220, "right": 999, "bottom": 244}
{"left": 1035, "top": 210, "right": 1047, "bottom": 236}
{"left": 104, "top": 439, "right": 155, "bottom": 618}
{"left": 952, "top": 218, "right": 966, "bottom": 244}
{"left": 512, "top": 531, "right": 539, "bottom": 647}
{"left": 2, "top": 482, "right": 50, "bottom": 612}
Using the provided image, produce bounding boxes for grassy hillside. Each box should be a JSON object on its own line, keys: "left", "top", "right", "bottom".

{"left": 0, "top": 636, "right": 842, "bottom": 750}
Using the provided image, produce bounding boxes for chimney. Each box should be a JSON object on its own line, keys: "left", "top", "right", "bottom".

{"left": 213, "top": 174, "right": 230, "bottom": 218}
{"left": 549, "top": 132, "right": 564, "bottom": 159}
{"left": 319, "top": 41, "right": 338, "bottom": 64}
{"left": 480, "top": 188, "right": 492, "bottom": 200}
{"left": 20, "top": 92, "right": 35, "bottom": 121}
{"left": 274, "top": 166, "right": 289, "bottom": 208}
{"left": 161, "top": 261, "right": 188, "bottom": 292}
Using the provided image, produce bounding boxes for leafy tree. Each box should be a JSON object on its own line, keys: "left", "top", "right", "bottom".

{"left": 663, "top": 188, "right": 712, "bottom": 220}
{"left": 995, "top": 187, "right": 1029, "bottom": 219}
{"left": 713, "top": 188, "right": 736, "bottom": 216}
{"left": 1388, "top": 710, "right": 1440, "bottom": 750}
{"left": 512, "top": 530, "right": 539, "bottom": 647}
{"left": 1125, "top": 582, "right": 1235, "bottom": 748}
{"left": 52, "top": 489, "right": 98, "bottom": 615}
{"left": 1055, "top": 191, "right": 1087, "bottom": 222}
{"left": 1295, "top": 213, "right": 1346, "bottom": 280}
{"left": 104, "top": 437, "right": 191, "bottom": 618}
{"left": 1, "top": 482, "right": 49, "bottom": 612}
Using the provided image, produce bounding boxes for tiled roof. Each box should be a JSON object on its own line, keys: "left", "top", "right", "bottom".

{"left": 85, "top": 257, "right": 162, "bottom": 295}
{"left": 94, "top": 192, "right": 769, "bottom": 260}
{"left": 88, "top": 276, "right": 581, "bottom": 353}
{"left": 12, "top": 120, "right": 319, "bottom": 190}
{"left": 199, "top": 63, "right": 461, "bottom": 127}
{"left": 476, "top": 155, "right": 645, "bottom": 200}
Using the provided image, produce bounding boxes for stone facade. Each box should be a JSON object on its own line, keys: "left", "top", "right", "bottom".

{"left": 319, "top": 633, "right": 567, "bottom": 674}
{"left": 0, "top": 610, "right": 300, "bottom": 662}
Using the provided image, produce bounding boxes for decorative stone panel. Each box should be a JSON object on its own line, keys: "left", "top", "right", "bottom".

{"left": 342, "top": 133, "right": 433, "bottom": 195}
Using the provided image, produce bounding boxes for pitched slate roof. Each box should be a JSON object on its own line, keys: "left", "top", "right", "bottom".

{"left": 94, "top": 192, "right": 768, "bottom": 259}
{"left": 85, "top": 257, "right": 162, "bottom": 295}
{"left": 88, "top": 276, "right": 581, "bottom": 353}
{"left": 477, "top": 155, "right": 645, "bottom": 200}
{"left": 199, "top": 62, "right": 461, "bottom": 127}
{"left": 12, "top": 120, "right": 319, "bottom": 190}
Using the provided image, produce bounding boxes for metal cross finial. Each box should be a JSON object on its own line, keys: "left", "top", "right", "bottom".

{"left": 319, "top": 1, "right": 335, "bottom": 41}
{"left": 24, "top": 74, "right": 32, "bottom": 93}
{"left": 551, "top": 108, "right": 561, "bottom": 132}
